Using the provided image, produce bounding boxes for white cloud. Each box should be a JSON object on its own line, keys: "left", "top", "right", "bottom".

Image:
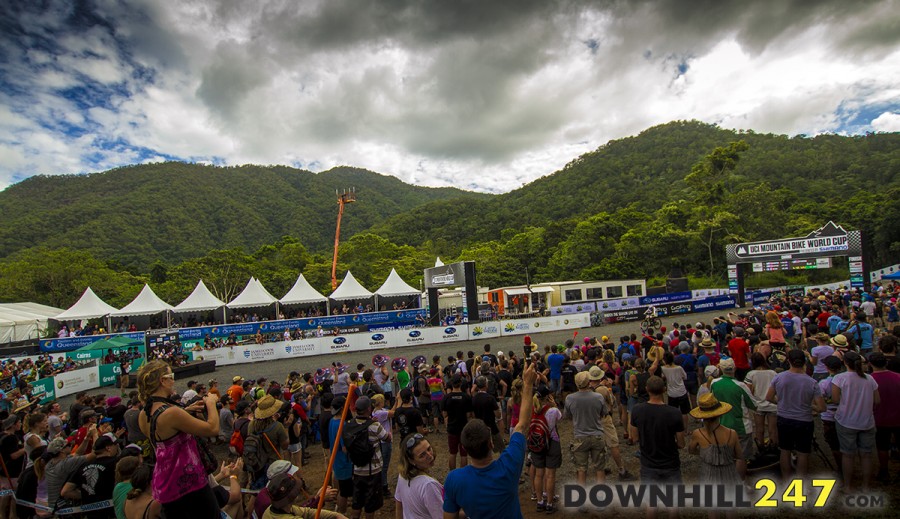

{"left": 1, "top": 0, "right": 900, "bottom": 193}
{"left": 872, "top": 112, "right": 900, "bottom": 132}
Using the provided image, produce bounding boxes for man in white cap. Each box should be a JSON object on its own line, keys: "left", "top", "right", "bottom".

{"left": 253, "top": 459, "right": 338, "bottom": 518}
{"left": 565, "top": 371, "right": 609, "bottom": 486}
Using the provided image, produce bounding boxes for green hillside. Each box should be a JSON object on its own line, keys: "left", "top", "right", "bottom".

{"left": 0, "top": 163, "right": 488, "bottom": 270}
{"left": 2, "top": 120, "right": 899, "bottom": 309}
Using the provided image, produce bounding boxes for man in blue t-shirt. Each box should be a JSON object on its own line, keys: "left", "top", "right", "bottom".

{"left": 546, "top": 347, "right": 566, "bottom": 395}
{"left": 845, "top": 314, "right": 874, "bottom": 353}
{"left": 327, "top": 396, "right": 353, "bottom": 516}
{"left": 443, "top": 364, "right": 537, "bottom": 519}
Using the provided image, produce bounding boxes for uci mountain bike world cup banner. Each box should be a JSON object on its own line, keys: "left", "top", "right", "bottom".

{"left": 725, "top": 221, "right": 862, "bottom": 263}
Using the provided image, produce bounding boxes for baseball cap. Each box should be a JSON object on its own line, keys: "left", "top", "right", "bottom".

{"left": 497, "top": 351, "right": 505, "bottom": 357}
{"left": 93, "top": 434, "right": 117, "bottom": 452}
{"left": 355, "top": 396, "right": 371, "bottom": 413}
{"left": 536, "top": 385, "right": 552, "bottom": 399}
{"left": 704, "top": 365, "right": 720, "bottom": 378}
{"left": 266, "top": 459, "right": 300, "bottom": 480}
{"left": 719, "top": 358, "right": 735, "bottom": 374}
{"left": 47, "top": 437, "right": 68, "bottom": 455}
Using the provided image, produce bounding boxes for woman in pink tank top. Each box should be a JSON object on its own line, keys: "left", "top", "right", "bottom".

{"left": 137, "top": 361, "right": 222, "bottom": 518}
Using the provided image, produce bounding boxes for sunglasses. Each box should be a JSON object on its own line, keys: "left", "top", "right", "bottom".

{"left": 405, "top": 433, "right": 425, "bottom": 451}
{"left": 162, "top": 374, "right": 175, "bottom": 380}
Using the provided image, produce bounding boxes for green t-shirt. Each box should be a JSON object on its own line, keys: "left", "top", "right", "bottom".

{"left": 113, "top": 481, "right": 132, "bottom": 519}
{"left": 397, "top": 370, "right": 410, "bottom": 390}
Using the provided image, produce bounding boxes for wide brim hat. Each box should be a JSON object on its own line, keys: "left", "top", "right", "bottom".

{"left": 289, "top": 382, "right": 303, "bottom": 394}
{"left": 830, "top": 334, "right": 849, "bottom": 348}
{"left": 411, "top": 355, "right": 427, "bottom": 369}
{"left": 373, "top": 354, "right": 390, "bottom": 367}
{"left": 588, "top": 366, "right": 604, "bottom": 381}
{"left": 313, "top": 368, "right": 329, "bottom": 385}
{"left": 254, "top": 395, "right": 280, "bottom": 419}
{"left": 690, "top": 393, "right": 733, "bottom": 420}
{"left": 701, "top": 338, "right": 715, "bottom": 348}
{"left": 333, "top": 362, "right": 348, "bottom": 374}
{"left": 391, "top": 357, "right": 408, "bottom": 372}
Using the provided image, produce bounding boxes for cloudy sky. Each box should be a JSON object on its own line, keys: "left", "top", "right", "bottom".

{"left": 1, "top": 0, "right": 899, "bottom": 193}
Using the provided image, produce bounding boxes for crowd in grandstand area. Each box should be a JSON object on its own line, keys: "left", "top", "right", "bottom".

{"left": 2, "top": 283, "right": 899, "bottom": 518}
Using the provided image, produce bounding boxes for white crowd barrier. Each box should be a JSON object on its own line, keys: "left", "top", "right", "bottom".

{"left": 188, "top": 315, "right": 592, "bottom": 366}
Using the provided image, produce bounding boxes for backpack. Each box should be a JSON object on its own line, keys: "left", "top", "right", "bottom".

{"left": 485, "top": 373, "right": 499, "bottom": 399}
{"left": 781, "top": 318, "right": 795, "bottom": 338}
{"left": 342, "top": 419, "right": 375, "bottom": 467}
{"left": 413, "top": 376, "right": 427, "bottom": 398}
{"left": 617, "top": 343, "right": 634, "bottom": 360}
{"left": 229, "top": 429, "right": 245, "bottom": 455}
{"left": 242, "top": 423, "right": 277, "bottom": 474}
{"left": 527, "top": 405, "right": 552, "bottom": 453}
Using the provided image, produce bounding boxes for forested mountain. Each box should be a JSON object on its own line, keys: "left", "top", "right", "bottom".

{"left": 0, "top": 163, "right": 486, "bottom": 270}
{"left": 1, "top": 120, "right": 899, "bottom": 309}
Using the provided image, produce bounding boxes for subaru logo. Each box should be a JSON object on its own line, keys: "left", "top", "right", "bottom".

{"left": 333, "top": 337, "right": 346, "bottom": 344}
{"left": 371, "top": 334, "right": 384, "bottom": 341}
{"left": 409, "top": 331, "right": 421, "bottom": 338}
{"left": 243, "top": 351, "right": 251, "bottom": 358}
{"left": 444, "top": 327, "right": 456, "bottom": 334}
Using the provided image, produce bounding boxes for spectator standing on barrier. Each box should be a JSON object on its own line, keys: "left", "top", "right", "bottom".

{"left": 136, "top": 360, "right": 222, "bottom": 518}
{"left": 443, "top": 363, "right": 537, "bottom": 519}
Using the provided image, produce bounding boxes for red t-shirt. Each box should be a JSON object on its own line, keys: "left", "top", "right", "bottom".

{"left": 728, "top": 338, "right": 751, "bottom": 369}
{"left": 816, "top": 312, "right": 832, "bottom": 330}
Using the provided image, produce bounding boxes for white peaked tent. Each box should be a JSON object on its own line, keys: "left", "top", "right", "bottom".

{"left": 280, "top": 274, "right": 327, "bottom": 305}
{"left": 375, "top": 269, "right": 420, "bottom": 297}
{"left": 0, "top": 303, "right": 64, "bottom": 342}
{"left": 228, "top": 278, "right": 279, "bottom": 309}
{"left": 435, "top": 257, "right": 445, "bottom": 267}
{"left": 54, "top": 287, "right": 118, "bottom": 321}
{"left": 329, "top": 271, "right": 373, "bottom": 301}
{"left": 112, "top": 284, "right": 174, "bottom": 317}
{"left": 173, "top": 280, "right": 225, "bottom": 313}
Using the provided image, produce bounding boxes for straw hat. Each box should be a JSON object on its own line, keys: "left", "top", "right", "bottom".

{"left": 588, "top": 365, "right": 604, "bottom": 381}
{"left": 701, "top": 338, "right": 715, "bottom": 349}
{"left": 690, "top": 393, "right": 732, "bottom": 420}
{"left": 254, "top": 395, "right": 280, "bottom": 419}
{"left": 830, "top": 334, "right": 849, "bottom": 348}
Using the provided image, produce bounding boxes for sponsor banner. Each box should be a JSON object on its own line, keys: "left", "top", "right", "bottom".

{"left": 692, "top": 289, "right": 730, "bottom": 299}
{"left": 189, "top": 346, "right": 244, "bottom": 366}
{"left": 599, "top": 307, "right": 643, "bottom": 324}
{"left": 421, "top": 325, "right": 468, "bottom": 344}
{"left": 469, "top": 322, "right": 501, "bottom": 339}
{"left": 690, "top": 296, "right": 737, "bottom": 312}
{"left": 871, "top": 263, "right": 900, "bottom": 282}
{"left": 66, "top": 345, "right": 146, "bottom": 362}
{"left": 396, "top": 328, "right": 430, "bottom": 348}
{"left": 550, "top": 302, "right": 597, "bottom": 315}
{"left": 595, "top": 298, "right": 640, "bottom": 312}
{"left": 363, "top": 331, "right": 393, "bottom": 350}
{"left": 32, "top": 377, "right": 56, "bottom": 405}
{"left": 178, "top": 310, "right": 425, "bottom": 341}
{"left": 663, "top": 301, "right": 694, "bottom": 315}
{"left": 40, "top": 332, "right": 145, "bottom": 353}
{"left": 499, "top": 315, "right": 590, "bottom": 336}
{"left": 423, "top": 262, "right": 467, "bottom": 289}
{"left": 55, "top": 367, "right": 100, "bottom": 398}
{"left": 99, "top": 363, "right": 121, "bottom": 387}
{"left": 279, "top": 339, "right": 320, "bottom": 358}
{"left": 726, "top": 222, "right": 857, "bottom": 263}
{"left": 323, "top": 335, "right": 360, "bottom": 354}
{"left": 241, "top": 346, "right": 278, "bottom": 363}
{"left": 639, "top": 292, "right": 692, "bottom": 306}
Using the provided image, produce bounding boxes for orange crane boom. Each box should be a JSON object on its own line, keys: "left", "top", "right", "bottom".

{"left": 331, "top": 189, "right": 356, "bottom": 290}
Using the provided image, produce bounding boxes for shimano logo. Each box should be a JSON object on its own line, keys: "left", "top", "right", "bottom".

{"left": 371, "top": 334, "right": 385, "bottom": 341}
{"left": 333, "top": 337, "right": 347, "bottom": 344}
{"left": 409, "top": 331, "right": 422, "bottom": 338}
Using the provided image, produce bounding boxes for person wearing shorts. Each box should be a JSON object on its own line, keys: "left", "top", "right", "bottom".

{"left": 441, "top": 376, "right": 472, "bottom": 470}
{"left": 832, "top": 351, "right": 879, "bottom": 489}
{"left": 565, "top": 372, "right": 609, "bottom": 485}
{"left": 766, "top": 349, "right": 825, "bottom": 480}
{"left": 531, "top": 386, "right": 563, "bottom": 513}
